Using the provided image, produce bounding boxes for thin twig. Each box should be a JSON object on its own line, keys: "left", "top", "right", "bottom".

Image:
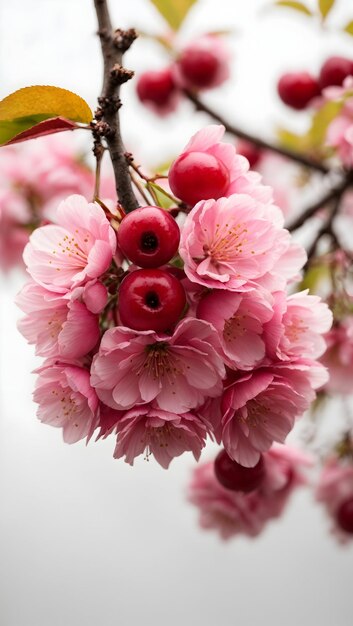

{"left": 304, "top": 197, "right": 342, "bottom": 267}
{"left": 185, "top": 89, "right": 329, "bottom": 174}
{"left": 93, "top": 0, "right": 139, "bottom": 213}
{"left": 287, "top": 173, "right": 353, "bottom": 232}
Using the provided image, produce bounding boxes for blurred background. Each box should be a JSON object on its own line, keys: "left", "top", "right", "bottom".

{"left": 1, "top": 1, "right": 353, "bottom": 625}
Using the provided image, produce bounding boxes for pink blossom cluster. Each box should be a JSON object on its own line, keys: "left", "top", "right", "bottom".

{"left": 0, "top": 136, "right": 115, "bottom": 271}
{"left": 17, "top": 125, "right": 331, "bottom": 470}
{"left": 188, "top": 444, "right": 311, "bottom": 540}
{"left": 316, "top": 458, "right": 353, "bottom": 542}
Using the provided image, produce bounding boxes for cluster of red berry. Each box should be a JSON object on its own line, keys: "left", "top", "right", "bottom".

{"left": 277, "top": 55, "right": 353, "bottom": 110}
{"left": 117, "top": 206, "right": 185, "bottom": 331}
{"left": 136, "top": 36, "right": 229, "bottom": 115}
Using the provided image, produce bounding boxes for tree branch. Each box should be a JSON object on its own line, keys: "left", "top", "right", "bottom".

{"left": 185, "top": 89, "right": 329, "bottom": 174}
{"left": 93, "top": 0, "right": 139, "bottom": 213}
{"left": 287, "top": 173, "right": 353, "bottom": 232}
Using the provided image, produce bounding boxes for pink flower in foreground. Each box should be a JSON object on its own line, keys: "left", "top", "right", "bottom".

{"left": 179, "top": 194, "right": 303, "bottom": 291}
{"left": 33, "top": 362, "right": 99, "bottom": 444}
{"left": 91, "top": 318, "right": 225, "bottom": 413}
{"left": 221, "top": 362, "right": 327, "bottom": 467}
{"left": 316, "top": 458, "right": 353, "bottom": 542}
{"left": 264, "top": 290, "right": 332, "bottom": 362}
{"left": 23, "top": 195, "right": 117, "bottom": 292}
{"left": 197, "top": 289, "right": 274, "bottom": 370}
{"left": 188, "top": 444, "right": 310, "bottom": 540}
{"left": 320, "top": 317, "right": 353, "bottom": 394}
{"left": 113, "top": 404, "right": 208, "bottom": 468}
{"left": 16, "top": 281, "right": 102, "bottom": 359}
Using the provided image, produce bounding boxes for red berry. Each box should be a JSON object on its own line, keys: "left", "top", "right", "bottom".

{"left": 214, "top": 449, "right": 265, "bottom": 493}
{"left": 277, "top": 72, "right": 321, "bottom": 110}
{"left": 319, "top": 56, "right": 353, "bottom": 90}
{"left": 118, "top": 268, "right": 186, "bottom": 332}
{"left": 169, "top": 151, "right": 229, "bottom": 205}
{"left": 117, "top": 206, "right": 180, "bottom": 268}
{"left": 178, "top": 47, "right": 222, "bottom": 89}
{"left": 136, "top": 67, "right": 178, "bottom": 111}
{"left": 336, "top": 497, "right": 353, "bottom": 534}
{"left": 237, "top": 140, "right": 263, "bottom": 169}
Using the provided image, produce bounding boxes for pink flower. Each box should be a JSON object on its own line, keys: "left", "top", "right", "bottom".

{"left": 16, "top": 281, "right": 102, "bottom": 359}
{"left": 197, "top": 288, "right": 274, "bottom": 369}
{"left": 320, "top": 317, "right": 353, "bottom": 394}
{"left": 33, "top": 361, "right": 99, "bottom": 444}
{"left": 316, "top": 458, "right": 353, "bottom": 542}
{"left": 23, "top": 195, "right": 117, "bottom": 292}
{"left": 188, "top": 444, "right": 310, "bottom": 540}
{"left": 324, "top": 78, "right": 353, "bottom": 167}
{"left": 264, "top": 290, "right": 332, "bottom": 362}
{"left": 179, "top": 194, "right": 303, "bottom": 291}
{"left": 90, "top": 318, "right": 225, "bottom": 413}
{"left": 113, "top": 404, "right": 208, "bottom": 468}
{"left": 221, "top": 362, "right": 327, "bottom": 467}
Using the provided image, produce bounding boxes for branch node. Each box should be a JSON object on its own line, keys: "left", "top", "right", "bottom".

{"left": 113, "top": 28, "right": 138, "bottom": 52}
{"left": 109, "top": 63, "right": 134, "bottom": 85}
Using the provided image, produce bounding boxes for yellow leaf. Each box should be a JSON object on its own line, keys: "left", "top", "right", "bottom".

{"left": 344, "top": 20, "right": 353, "bottom": 36}
{"left": 0, "top": 86, "right": 92, "bottom": 124}
{"left": 273, "top": 1, "right": 313, "bottom": 16}
{"left": 149, "top": 0, "right": 197, "bottom": 31}
{"left": 318, "top": 0, "right": 335, "bottom": 21}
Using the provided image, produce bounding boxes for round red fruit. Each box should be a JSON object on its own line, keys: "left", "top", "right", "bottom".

{"left": 136, "top": 68, "right": 178, "bottom": 112}
{"left": 178, "top": 47, "right": 222, "bottom": 89}
{"left": 169, "top": 151, "right": 229, "bottom": 206}
{"left": 117, "top": 206, "right": 180, "bottom": 268}
{"left": 319, "top": 56, "right": 353, "bottom": 90}
{"left": 118, "top": 268, "right": 186, "bottom": 332}
{"left": 277, "top": 72, "right": 320, "bottom": 110}
{"left": 336, "top": 497, "right": 353, "bottom": 534}
{"left": 214, "top": 449, "right": 265, "bottom": 493}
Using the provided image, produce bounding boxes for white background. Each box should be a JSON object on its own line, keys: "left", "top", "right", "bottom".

{"left": 1, "top": 1, "right": 353, "bottom": 625}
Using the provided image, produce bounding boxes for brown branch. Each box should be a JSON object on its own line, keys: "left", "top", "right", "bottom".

{"left": 304, "top": 197, "right": 341, "bottom": 268}
{"left": 93, "top": 0, "right": 138, "bottom": 213}
{"left": 185, "top": 89, "right": 329, "bottom": 174}
{"left": 287, "top": 174, "right": 353, "bottom": 232}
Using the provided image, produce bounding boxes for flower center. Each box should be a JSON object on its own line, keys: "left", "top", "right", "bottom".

{"left": 204, "top": 222, "right": 249, "bottom": 262}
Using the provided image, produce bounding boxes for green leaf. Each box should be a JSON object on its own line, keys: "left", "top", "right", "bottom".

{"left": 149, "top": 0, "right": 197, "bottom": 31}
{"left": 147, "top": 181, "right": 174, "bottom": 208}
{"left": 273, "top": 1, "right": 313, "bottom": 16}
{"left": 307, "top": 100, "right": 342, "bottom": 149}
{"left": 0, "top": 86, "right": 92, "bottom": 146}
{"left": 318, "top": 0, "right": 335, "bottom": 21}
{"left": 277, "top": 127, "right": 307, "bottom": 152}
{"left": 343, "top": 20, "right": 353, "bottom": 36}
{"left": 299, "top": 264, "right": 330, "bottom": 293}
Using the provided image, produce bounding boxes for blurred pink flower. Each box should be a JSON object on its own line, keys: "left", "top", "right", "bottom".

{"left": 33, "top": 361, "right": 99, "bottom": 444}
{"left": 91, "top": 318, "right": 225, "bottom": 413}
{"left": 23, "top": 194, "right": 117, "bottom": 292}
{"left": 188, "top": 444, "right": 310, "bottom": 540}
{"left": 316, "top": 458, "right": 353, "bottom": 542}
{"left": 179, "top": 194, "right": 304, "bottom": 291}
{"left": 320, "top": 317, "right": 353, "bottom": 394}
{"left": 16, "top": 281, "right": 101, "bottom": 359}
{"left": 114, "top": 404, "right": 208, "bottom": 468}
{"left": 197, "top": 288, "right": 273, "bottom": 369}
{"left": 221, "top": 362, "right": 327, "bottom": 467}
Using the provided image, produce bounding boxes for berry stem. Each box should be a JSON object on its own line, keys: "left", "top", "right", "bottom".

{"left": 93, "top": 0, "right": 139, "bottom": 213}
{"left": 184, "top": 89, "right": 329, "bottom": 174}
